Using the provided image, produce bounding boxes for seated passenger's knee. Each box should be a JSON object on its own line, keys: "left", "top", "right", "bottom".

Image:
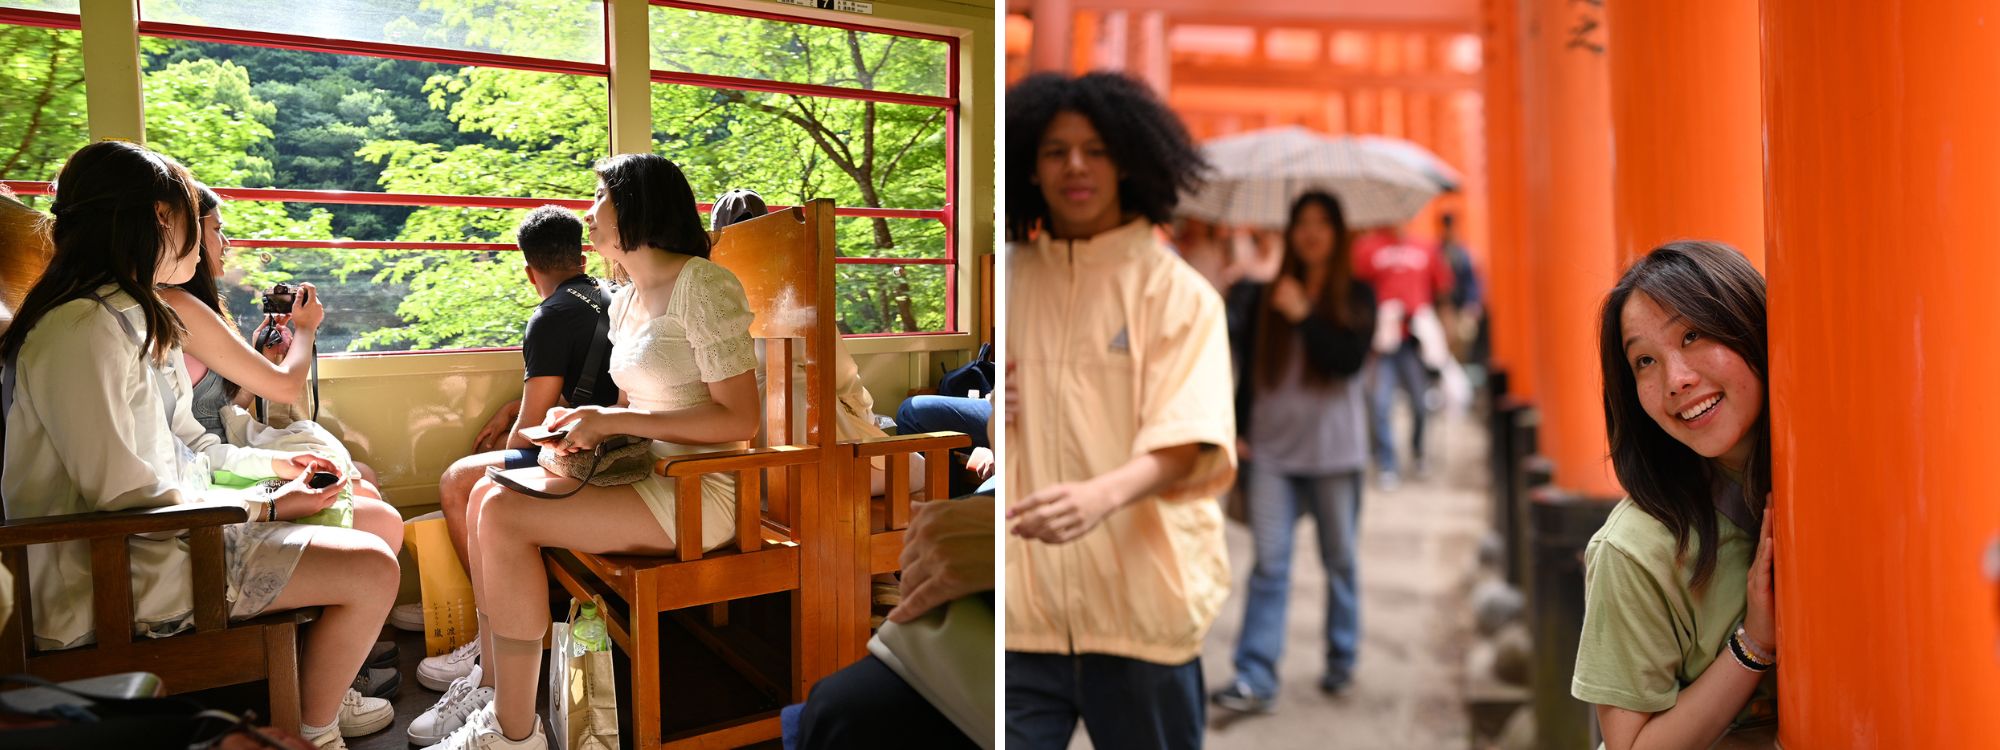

{"left": 440, "top": 457, "right": 484, "bottom": 496}
{"left": 318, "top": 529, "right": 401, "bottom": 599}
{"left": 472, "top": 489, "right": 532, "bottom": 540}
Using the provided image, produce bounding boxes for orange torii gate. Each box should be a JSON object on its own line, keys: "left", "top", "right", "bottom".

{"left": 1483, "top": 0, "right": 2000, "bottom": 745}
{"left": 1762, "top": 0, "right": 2000, "bottom": 743}
{"left": 1007, "top": 0, "right": 1489, "bottom": 253}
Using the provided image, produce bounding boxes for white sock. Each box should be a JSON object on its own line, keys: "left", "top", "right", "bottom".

{"left": 302, "top": 720, "right": 336, "bottom": 738}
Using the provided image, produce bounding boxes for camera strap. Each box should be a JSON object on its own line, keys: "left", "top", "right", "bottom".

{"left": 253, "top": 322, "right": 318, "bottom": 424}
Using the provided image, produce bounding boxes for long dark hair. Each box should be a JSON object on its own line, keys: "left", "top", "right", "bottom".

{"left": 1598, "top": 241, "right": 1771, "bottom": 589}
{"left": 1004, "top": 71, "right": 1208, "bottom": 241}
{"left": 592, "top": 153, "right": 710, "bottom": 259}
{"left": 0, "top": 141, "right": 201, "bottom": 365}
{"left": 1253, "top": 191, "right": 1353, "bottom": 390}
{"left": 173, "top": 183, "right": 251, "bottom": 400}
{"left": 173, "top": 184, "right": 237, "bottom": 327}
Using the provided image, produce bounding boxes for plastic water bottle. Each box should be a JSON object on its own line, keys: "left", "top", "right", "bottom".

{"left": 571, "top": 602, "right": 610, "bottom": 656}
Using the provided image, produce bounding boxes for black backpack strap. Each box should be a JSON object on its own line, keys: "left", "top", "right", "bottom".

{"left": 569, "top": 304, "right": 612, "bottom": 407}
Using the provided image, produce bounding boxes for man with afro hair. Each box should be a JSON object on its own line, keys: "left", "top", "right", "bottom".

{"left": 1003, "top": 71, "right": 1239, "bottom": 749}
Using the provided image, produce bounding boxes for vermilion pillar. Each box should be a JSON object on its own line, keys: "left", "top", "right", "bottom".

{"left": 1027, "top": 0, "right": 1072, "bottom": 73}
{"left": 1606, "top": 1, "right": 1763, "bottom": 268}
{"left": 1481, "top": 0, "right": 1534, "bottom": 400}
{"left": 1764, "top": 2, "right": 2000, "bottom": 743}
{"left": 1521, "top": 0, "right": 1616, "bottom": 496}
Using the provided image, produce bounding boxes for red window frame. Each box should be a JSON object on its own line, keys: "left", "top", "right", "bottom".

{"left": 0, "top": 0, "right": 963, "bottom": 345}
{"left": 647, "top": 0, "right": 960, "bottom": 337}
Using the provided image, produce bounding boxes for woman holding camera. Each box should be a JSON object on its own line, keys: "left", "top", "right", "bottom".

{"left": 162, "top": 185, "right": 400, "bottom": 554}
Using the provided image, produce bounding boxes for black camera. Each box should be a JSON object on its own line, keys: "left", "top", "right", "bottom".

{"left": 261, "top": 283, "right": 298, "bottom": 315}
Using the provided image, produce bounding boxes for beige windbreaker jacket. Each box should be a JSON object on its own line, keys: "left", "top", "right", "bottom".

{"left": 1005, "top": 219, "right": 1238, "bottom": 665}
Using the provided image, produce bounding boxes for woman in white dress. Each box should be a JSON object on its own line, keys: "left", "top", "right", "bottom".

{"left": 424, "top": 153, "right": 762, "bottom": 750}
{"left": 0, "top": 141, "right": 397, "bottom": 749}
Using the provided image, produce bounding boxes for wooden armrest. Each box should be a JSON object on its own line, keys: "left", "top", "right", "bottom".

{"left": 850, "top": 431, "right": 972, "bottom": 459}
{"left": 650, "top": 445, "right": 824, "bottom": 562}
{"left": 654, "top": 445, "right": 822, "bottom": 478}
{"left": 0, "top": 504, "right": 247, "bottom": 548}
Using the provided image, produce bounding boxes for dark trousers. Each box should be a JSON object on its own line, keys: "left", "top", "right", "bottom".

{"left": 795, "top": 655, "right": 978, "bottom": 749}
{"left": 1005, "top": 651, "right": 1205, "bottom": 750}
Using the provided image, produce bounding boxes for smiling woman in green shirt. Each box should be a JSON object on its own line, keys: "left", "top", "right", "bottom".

{"left": 1573, "top": 242, "right": 1779, "bottom": 749}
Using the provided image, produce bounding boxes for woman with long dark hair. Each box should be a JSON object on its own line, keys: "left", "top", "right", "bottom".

{"left": 418, "top": 153, "right": 762, "bottom": 750}
{"left": 1573, "top": 241, "right": 1778, "bottom": 748}
{"left": 1, "top": 141, "right": 397, "bottom": 748}
{"left": 162, "top": 184, "right": 401, "bottom": 555}
{"left": 1210, "top": 191, "right": 1376, "bottom": 713}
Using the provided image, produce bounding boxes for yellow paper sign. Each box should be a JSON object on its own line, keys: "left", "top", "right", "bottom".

{"left": 407, "top": 517, "right": 477, "bottom": 657}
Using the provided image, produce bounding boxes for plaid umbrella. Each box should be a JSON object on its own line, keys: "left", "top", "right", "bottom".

{"left": 1179, "top": 126, "right": 1441, "bottom": 230}
{"left": 1355, "top": 134, "right": 1461, "bottom": 192}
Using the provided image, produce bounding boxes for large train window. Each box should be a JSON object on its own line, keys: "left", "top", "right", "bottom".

{"left": 648, "top": 1, "right": 957, "bottom": 336}
{"left": 0, "top": 4, "right": 87, "bottom": 213}
{"left": 0, "top": 0, "right": 965, "bottom": 351}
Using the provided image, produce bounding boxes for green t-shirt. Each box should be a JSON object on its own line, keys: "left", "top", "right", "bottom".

{"left": 1571, "top": 498, "right": 1777, "bottom": 728}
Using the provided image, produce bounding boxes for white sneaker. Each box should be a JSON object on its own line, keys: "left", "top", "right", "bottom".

{"left": 389, "top": 602, "right": 426, "bottom": 632}
{"left": 408, "top": 664, "right": 497, "bottom": 747}
{"left": 471, "top": 722, "right": 548, "bottom": 750}
{"left": 431, "top": 702, "right": 496, "bottom": 750}
{"left": 306, "top": 728, "right": 348, "bottom": 749}
{"left": 437, "top": 709, "right": 548, "bottom": 750}
{"left": 337, "top": 687, "right": 394, "bottom": 737}
{"left": 418, "top": 636, "right": 481, "bottom": 691}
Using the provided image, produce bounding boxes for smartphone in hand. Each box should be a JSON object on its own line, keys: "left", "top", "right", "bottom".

{"left": 519, "top": 425, "right": 568, "bottom": 444}
{"left": 306, "top": 471, "right": 342, "bottom": 489}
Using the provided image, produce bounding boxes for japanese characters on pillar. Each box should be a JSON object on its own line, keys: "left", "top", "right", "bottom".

{"left": 1523, "top": 0, "right": 1618, "bottom": 497}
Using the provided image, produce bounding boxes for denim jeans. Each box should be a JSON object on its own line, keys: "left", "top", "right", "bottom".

{"left": 1369, "top": 339, "right": 1429, "bottom": 473}
{"left": 1005, "top": 651, "right": 1204, "bottom": 750}
{"left": 1228, "top": 465, "right": 1364, "bottom": 697}
{"left": 898, "top": 394, "right": 995, "bottom": 496}
{"left": 896, "top": 395, "right": 992, "bottom": 449}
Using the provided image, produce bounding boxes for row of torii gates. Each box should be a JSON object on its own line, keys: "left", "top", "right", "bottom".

{"left": 1487, "top": 0, "right": 2000, "bottom": 744}
{"left": 1012, "top": 0, "right": 2000, "bottom": 745}
{"left": 1488, "top": 3, "right": 1998, "bottom": 745}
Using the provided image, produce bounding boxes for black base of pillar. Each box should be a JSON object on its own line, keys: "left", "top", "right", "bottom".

{"left": 1528, "top": 486, "right": 1617, "bottom": 750}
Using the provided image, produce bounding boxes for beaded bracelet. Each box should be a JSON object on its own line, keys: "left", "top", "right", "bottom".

{"left": 1734, "top": 626, "right": 1776, "bottom": 665}
{"left": 1728, "top": 630, "right": 1773, "bottom": 673}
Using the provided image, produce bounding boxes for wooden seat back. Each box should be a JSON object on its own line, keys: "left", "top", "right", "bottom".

{"left": 0, "top": 192, "right": 49, "bottom": 331}
{"left": 709, "top": 199, "right": 839, "bottom": 538}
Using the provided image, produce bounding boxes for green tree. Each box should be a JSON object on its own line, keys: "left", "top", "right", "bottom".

{"left": 358, "top": 5, "right": 951, "bottom": 342}
{"left": 0, "top": 25, "right": 87, "bottom": 188}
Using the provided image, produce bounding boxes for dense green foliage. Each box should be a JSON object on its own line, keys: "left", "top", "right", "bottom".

{"left": 0, "top": 4, "right": 951, "bottom": 349}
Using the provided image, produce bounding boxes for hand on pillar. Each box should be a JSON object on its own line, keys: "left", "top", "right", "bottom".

{"left": 1744, "top": 495, "right": 1777, "bottom": 658}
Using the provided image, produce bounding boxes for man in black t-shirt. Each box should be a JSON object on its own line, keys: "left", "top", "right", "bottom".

{"left": 397, "top": 206, "right": 618, "bottom": 703}
{"left": 483, "top": 205, "right": 620, "bottom": 454}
